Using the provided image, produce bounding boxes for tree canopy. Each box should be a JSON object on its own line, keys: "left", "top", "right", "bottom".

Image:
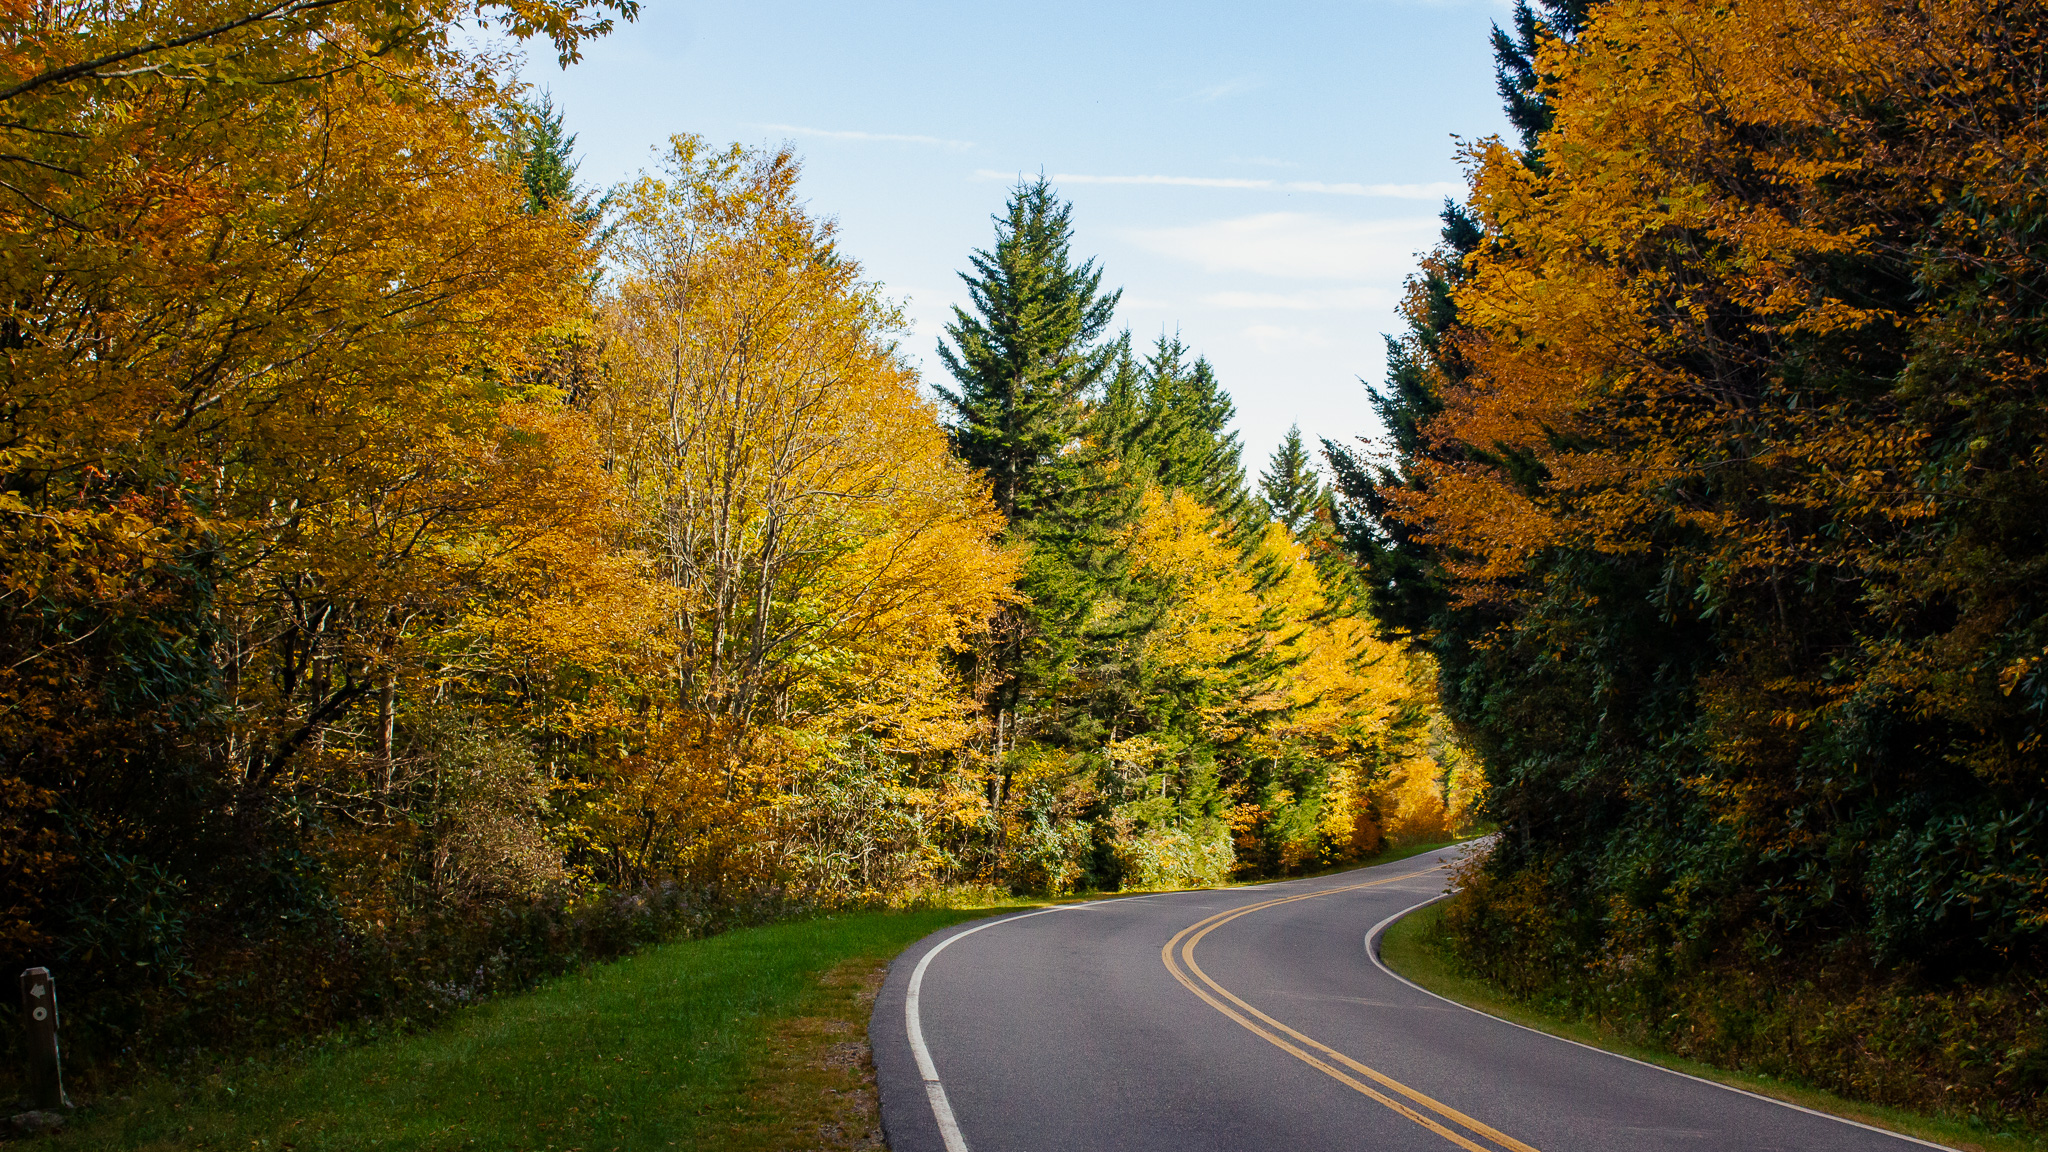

{"left": 937, "top": 178, "right": 1121, "bottom": 526}
{"left": 1339, "top": 0, "right": 2048, "bottom": 980}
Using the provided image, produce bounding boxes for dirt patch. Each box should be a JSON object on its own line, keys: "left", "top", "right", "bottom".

{"left": 732, "top": 959, "right": 890, "bottom": 1151}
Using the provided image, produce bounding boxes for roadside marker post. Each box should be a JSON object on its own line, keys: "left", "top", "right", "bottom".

{"left": 18, "top": 968, "right": 71, "bottom": 1111}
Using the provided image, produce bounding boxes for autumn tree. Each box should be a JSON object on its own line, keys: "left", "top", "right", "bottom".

{"left": 1345, "top": 0, "right": 2048, "bottom": 986}
{"left": 589, "top": 137, "right": 1016, "bottom": 887}
{"left": 0, "top": 0, "right": 629, "bottom": 1044}
{"left": 1489, "top": 0, "right": 1590, "bottom": 160}
{"left": 926, "top": 187, "right": 1468, "bottom": 892}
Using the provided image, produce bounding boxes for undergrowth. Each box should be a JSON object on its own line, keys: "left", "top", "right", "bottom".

{"left": 1432, "top": 862, "right": 2048, "bottom": 1142}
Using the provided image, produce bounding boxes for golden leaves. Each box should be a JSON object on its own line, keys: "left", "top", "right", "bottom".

{"left": 588, "top": 135, "right": 1017, "bottom": 795}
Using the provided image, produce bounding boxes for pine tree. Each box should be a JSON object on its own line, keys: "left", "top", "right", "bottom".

{"left": 1492, "top": 0, "right": 1593, "bottom": 162}
{"left": 1258, "top": 426, "right": 1324, "bottom": 537}
{"left": 937, "top": 179, "right": 1121, "bottom": 525}
{"left": 1093, "top": 334, "right": 1152, "bottom": 476}
{"left": 1126, "top": 333, "right": 1254, "bottom": 532}
{"left": 937, "top": 178, "right": 1128, "bottom": 798}
{"left": 502, "top": 92, "right": 608, "bottom": 406}
{"left": 502, "top": 92, "right": 604, "bottom": 225}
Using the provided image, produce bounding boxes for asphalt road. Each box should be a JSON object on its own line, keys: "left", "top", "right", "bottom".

{"left": 870, "top": 846, "right": 1951, "bottom": 1152}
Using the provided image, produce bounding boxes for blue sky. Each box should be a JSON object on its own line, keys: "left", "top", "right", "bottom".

{"left": 513, "top": 0, "right": 1513, "bottom": 474}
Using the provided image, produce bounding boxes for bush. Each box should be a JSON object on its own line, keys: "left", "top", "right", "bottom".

{"left": 1438, "top": 850, "right": 2048, "bottom": 1133}
{"left": 2, "top": 880, "right": 799, "bottom": 1101}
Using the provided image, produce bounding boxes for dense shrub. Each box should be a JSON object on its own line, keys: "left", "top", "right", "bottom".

{"left": 1440, "top": 855, "right": 2048, "bottom": 1132}
{"left": 1, "top": 881, "right": 796, "bottom": 1099}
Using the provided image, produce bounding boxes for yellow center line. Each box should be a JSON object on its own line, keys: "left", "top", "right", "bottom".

{"left": 1161, "top": 869, "right": 1543, "bottom": 1152}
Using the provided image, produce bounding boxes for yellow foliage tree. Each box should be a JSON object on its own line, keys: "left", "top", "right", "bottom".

{"left": 0, "top": 0, "right": 625, "bottom": 950}
{"left": 1109, "top": 487, "right": 1466, "bottom": 881}
{"left": 582, "top": 137, "right": 1019, "bottom": 889}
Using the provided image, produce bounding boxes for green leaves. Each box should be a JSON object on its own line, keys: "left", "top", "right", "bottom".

{"left": 1258, "top": 425, "right": 1325, "bottom": 539}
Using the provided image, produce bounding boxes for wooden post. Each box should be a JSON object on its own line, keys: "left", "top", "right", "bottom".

{"left": 18, "top": 968, "right": 70, "bottom": 1111}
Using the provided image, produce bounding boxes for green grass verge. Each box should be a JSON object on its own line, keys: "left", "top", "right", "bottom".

{"left": 1379, "top": 901, "right": 2046, "bottom": 1152}
{"left": 44, "top": 906, "right": 1018, "bottom": 1152}
{"left": 36, "top": 848, "right": 1476, "bottom": 1151}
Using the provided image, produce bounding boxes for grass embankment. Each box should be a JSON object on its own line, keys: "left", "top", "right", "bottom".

{"left": 39, "top": 906, "right": 1014, "bottom": 1152}
{"left": 33, "top": 845, "right": 1471, "bottom": 1151}
{"left": 1380, "top": 901, "right": 2044, "bottom": 1152}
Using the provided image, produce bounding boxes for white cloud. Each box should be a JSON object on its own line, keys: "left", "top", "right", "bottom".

{"left": 971, "top": 170, "right": 1462, "bottom": 200}
{"left": 1191, "top": 75, "right": 1263, "bottom": 102}
{"left": 758, "top": 124, "right": 973, "bottom": 150}
{"left": 1283, "top": 180, "right": 1464, "bottom": 199}
{"left": 1125, "top": 213, "right": 1438, "bottom": 281}
{"left": 1057, "top": 173, "right": 1278, "bottom": 190}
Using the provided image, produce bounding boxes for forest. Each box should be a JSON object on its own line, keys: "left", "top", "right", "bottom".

{"left": 0, "top": 0, "right": 1473, "bottom": 1078}
{"left": 8, "top": 0, "right": 2045, "bottom": 1128}
{"left": 1330, "top": 0, "right": 2048, "bottom": 1127}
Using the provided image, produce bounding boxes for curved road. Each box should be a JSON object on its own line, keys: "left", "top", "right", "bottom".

{"left": 870, "top": 847, "right": 1950, "bottom": 1152}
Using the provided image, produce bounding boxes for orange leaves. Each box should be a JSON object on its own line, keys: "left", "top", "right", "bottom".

{"left": 0, "top": 0, "right": 622, "bottom": 885}
{"left": 1397, "top": 0, "right": 2025, "bottom": 620}
{"left": 1389, "top": 0, "right": 2048, "bottom": 855}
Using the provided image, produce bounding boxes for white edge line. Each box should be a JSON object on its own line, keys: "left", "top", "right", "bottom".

{"left": 1363, "top": 895, "right": 1963, "bottom": 1152}
{"left": 905, "top": 905, "right": 1074, "bottom": 1152}
{"left": 899, "top": 867, "right": 1444, "bottom": 1151}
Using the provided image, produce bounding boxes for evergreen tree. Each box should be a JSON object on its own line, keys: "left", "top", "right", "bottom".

{"left": 1325, "top": 200, "right": 1482, "bottom": 635}
{"left": 1093, "top": 334, "right": 1153, "bottom": 477}
{"left": 937, "top": 179, "right": 1121, "bottom": 525}
{"left": 503, "top": 92, "right": 575, "bottom": 213}
{"left": 1492, "top": 0, "right": 1593, "bottom": 162}
{"left": 1258, "top": 425, "right": 1324, "bottom": 537}
{"left": 1124, "top": 333, "right": 1254, "bottom": 532}
{"left": 936, "top": 178, "right": 1130, "bottom": 801}
{"left": 501, "top": 92, "right": 608, "bottom": 405}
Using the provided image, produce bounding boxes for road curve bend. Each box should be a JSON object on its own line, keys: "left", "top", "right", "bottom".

{"left": 870, "top": 847, "right": 1951, "bottom": 1152}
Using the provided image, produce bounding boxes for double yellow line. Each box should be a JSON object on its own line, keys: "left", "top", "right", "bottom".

{"left": 1161, "top": 870, "right": 1542, "bottom": 1152}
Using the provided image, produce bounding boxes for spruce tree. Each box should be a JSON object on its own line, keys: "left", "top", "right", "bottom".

{"left": 1325, "top": 200, "right": 1482, "bottom": 636}
{"left": 500, "top": 92, "right": 608, "bottom": 404}
{"left": 1258, "top": 425, "right": 1324, "bottom": 537}
{"left": 1491, "top": 0, "right": 1592, "bottom": 162}
{"left": 938, "top": 178, "right": 1130, "bottom": 792}
{"left": 1127, "top": 333, "right": 1253, "bottom": 531}
{"left": 1093, "top": 334, "right": 1153, "bottom": 477}
{"left": 937, "top": 179, "right": 1121, "bottom": 525}
{"left": 499, "top": 92, "right": 611, "bottom": 234}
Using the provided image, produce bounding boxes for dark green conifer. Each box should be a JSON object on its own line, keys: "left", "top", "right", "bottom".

{"left": 500, "top": 92, "right": 607, "bottom": 227}
{"left": 1124, "top": 333, "right": 1254, "bottom": 533}
{"left": 937, "top": 178, "right": 1121, "bottom": 525}
{"left": 1325, "top": 200, "right": 1482, "bottom": 634}
{"left": 1258, "top": 425, "right": 1324, "bottom": 537}
{"left": 1491, "top": 0, "right": 1592, "bottom": 163}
